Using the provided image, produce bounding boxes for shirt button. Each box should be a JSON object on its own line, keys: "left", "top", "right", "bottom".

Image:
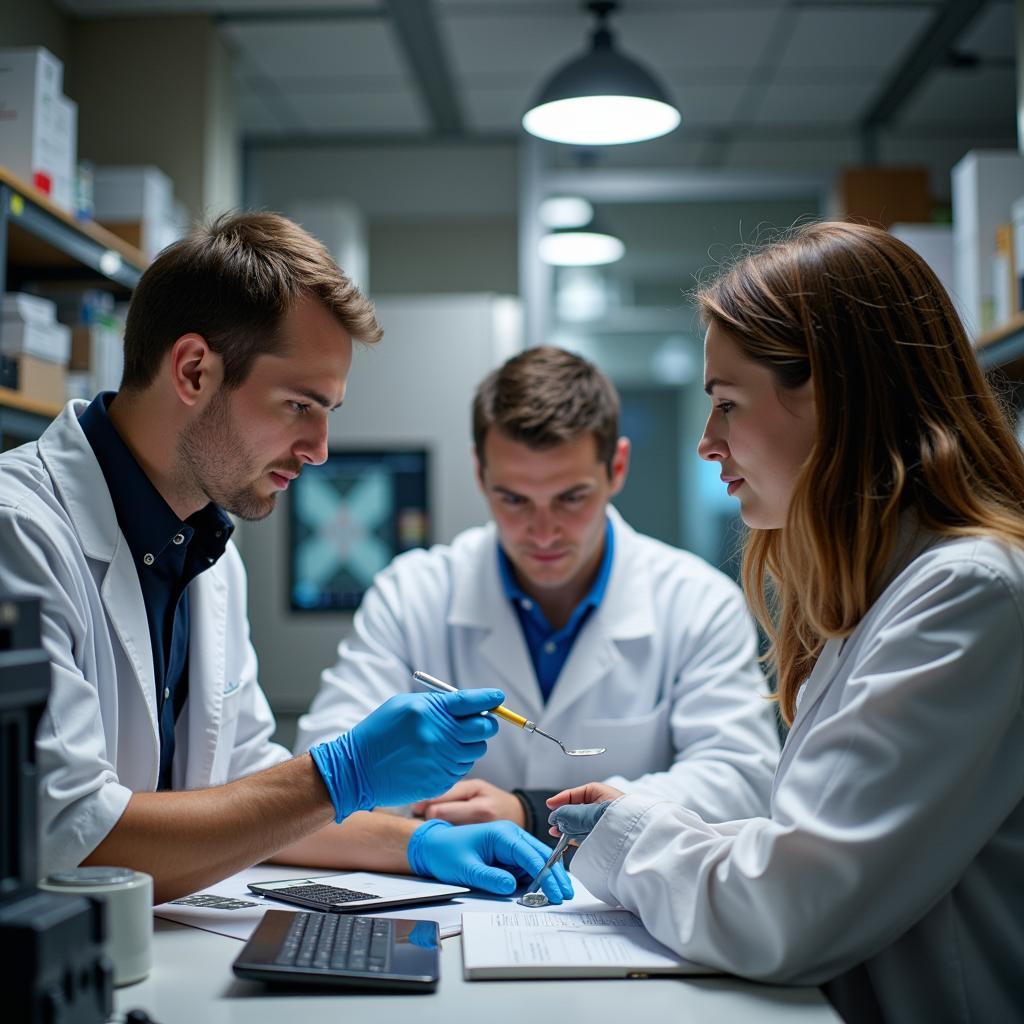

{"left": 520, "top": 599, "right": 532, "bottom": 610}
{"left": 544, "top": 641, "right": 557, "bottom": 654}
{"left": 173, "top": 533, "right": 185, "bottom": 545}
{"left": 143, "top": 553, "right": 155, "bottom": 566}
{"left": 207, "top": 556, "right": 215, "bottom": 564}
{"left": 163, "top": 687, "right": 170, "bottom": 701}
{"left": 215, "top": 530, "right": 223, "bottom": 538}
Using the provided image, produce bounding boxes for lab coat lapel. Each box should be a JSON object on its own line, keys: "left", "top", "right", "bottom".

{"left": 39, "top": 402, "right": 161, "bottom": 782}
{"left": 183, "top": 565, "right": 229, "bottom": 787}
{"left": 543, "top": 510, "right": 655, "bottom": 723}
{"left": 448, "top": 523, "right": 544, "bottom": 718}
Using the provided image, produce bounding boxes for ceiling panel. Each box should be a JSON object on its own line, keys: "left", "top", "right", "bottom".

{"left": 220, "top": 17, "right": 407, "bottom": 81}
{"left": 439, "top": 11, "right": 591, "bottom": 78}
{"left": 896, "top": 65, "right": 1017, "bottom": 126}
{"left": 59, "top": 0, "right": 368, "bottom": 10}
{"left": 774, "top": 5, "right": 936, "bottom": 71}
{"left": 958, "top": 1, "right": 1016, "bottom": 60}
{"left": 236, "top": 87, "right": 293, "bottom": 135}
{"left": 607, "top": 7, "right": 790, "bottom": 73}
{"left": 281, "top": 88, "right": 430, "bottom": 134}
{"left": 749, "top": 78, "right": 882, "bottom": 125}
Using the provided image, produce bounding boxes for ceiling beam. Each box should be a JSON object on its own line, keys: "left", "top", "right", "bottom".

{"left": 860, "top": 0, "right": 989, "bottom": 132}
{"left": 385, "top": 0, "right": 465, "bottom": 137}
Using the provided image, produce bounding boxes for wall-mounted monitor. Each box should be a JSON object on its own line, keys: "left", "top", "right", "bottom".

{"left": 288, "top": 449, "right": 430, "bottom": 612}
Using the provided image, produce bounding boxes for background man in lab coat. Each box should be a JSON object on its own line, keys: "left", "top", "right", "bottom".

{"left": 296, "top": 347, "right": 779, "bottom": 840}
{"left": 0, "top": 213, "right": 572, "bottom": 905}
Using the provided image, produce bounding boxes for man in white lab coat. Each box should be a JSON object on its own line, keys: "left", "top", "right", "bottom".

{"left": 0, "top": 214, "right": 572, "bottom": 905}
{"left": 296, "top": 347, "right": 779, "bottom": 839}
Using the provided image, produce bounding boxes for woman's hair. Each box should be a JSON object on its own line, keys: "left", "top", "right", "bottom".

{"left": 697, "top": 220, "right": 1024, "bottom": 723}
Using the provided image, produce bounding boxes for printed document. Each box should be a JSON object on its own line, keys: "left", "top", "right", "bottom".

{"left": 461, "top": 910, "right": 714, "bottom": 979}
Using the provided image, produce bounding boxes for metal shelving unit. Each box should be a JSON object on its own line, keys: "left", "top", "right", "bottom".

{"left": 0, "top": 166, "right": 147, "bottom": 441}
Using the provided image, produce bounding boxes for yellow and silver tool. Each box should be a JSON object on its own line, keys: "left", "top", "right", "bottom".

{"left": 412, "top": 670, "right": 605, "bottom": 757}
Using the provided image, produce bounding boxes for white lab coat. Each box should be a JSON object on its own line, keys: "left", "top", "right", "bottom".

{"left": 297, "top": 508, "right": 779, "bottom": 821}
{"left": 0, "top": 402, "right": 290, "bottom": 877}
{"left": 570, "top": 531, "right": 1024, "bottom": 1023}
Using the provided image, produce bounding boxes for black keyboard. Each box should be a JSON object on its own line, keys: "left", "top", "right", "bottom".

{"left": 233, "top": 910, "right": 440, "bottom": 992}
{"left": 269, "top": 883, "right": 380, "bottom": 908}
{"left": 277, "top": 911, "right": 391, "bottom": 972}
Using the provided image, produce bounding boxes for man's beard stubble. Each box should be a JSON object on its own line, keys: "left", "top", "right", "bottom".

{"left": 176, "top": 388, "right": 276, "bottom": 521}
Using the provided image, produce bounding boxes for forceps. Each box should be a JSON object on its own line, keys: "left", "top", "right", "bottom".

{"left": 412, "top": 670, "right": 606, "bottom": 757}
{"left": 518, "top": 832, "right": 572, "bottom": 908}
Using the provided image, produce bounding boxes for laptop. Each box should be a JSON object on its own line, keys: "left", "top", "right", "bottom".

{"left": 247, "top": 871, "right": 469, "bottom": 913}
{"left": 233, "top": 910, "right": 440, "bottom": 991}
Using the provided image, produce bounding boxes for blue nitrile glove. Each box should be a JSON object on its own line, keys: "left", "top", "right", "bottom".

{"left": 548, "top": 801, "right": 612, "bottom": 842}
{"left": 310, "top": 689, "right": 504, "bottom": 822}
{"left": 407, "top": 820, "right": 574, "bottom": 905}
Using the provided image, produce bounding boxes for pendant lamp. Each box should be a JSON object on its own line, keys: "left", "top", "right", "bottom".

{"left": 539, "top": 218, "right": 625, "bottom": 266}
{"left": 522, "top": 1, "right": 681, "bottom": 146}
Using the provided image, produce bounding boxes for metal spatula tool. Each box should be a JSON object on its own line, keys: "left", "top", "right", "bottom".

{"left": 412, "top": 670, "right": 606, "bottom": 757}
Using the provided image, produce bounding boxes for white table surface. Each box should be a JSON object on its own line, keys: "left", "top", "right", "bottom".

{"left": 115, "top": 918, "right": 842, "bottom": 1023}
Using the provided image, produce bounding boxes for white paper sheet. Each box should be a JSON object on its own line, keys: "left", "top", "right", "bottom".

{"left": 155, "top": 864, "right": 612, "bottom": 942}
{"left": 461, "top": 910, "right": 711, "bottom": 979}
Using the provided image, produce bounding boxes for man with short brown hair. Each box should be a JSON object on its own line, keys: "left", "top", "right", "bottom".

{"left": 298, "top": 346, "right": 779, "bottom": 842}
{"left": 0, "top": 214, "right": 571, "bottom": 906}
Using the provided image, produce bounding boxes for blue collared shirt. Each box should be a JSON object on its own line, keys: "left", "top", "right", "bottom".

{"left": 497, "top": 518, "right": 615, "bottom": 702}
{"left": 79, "top": 392, "right": 234, "bottom": 790}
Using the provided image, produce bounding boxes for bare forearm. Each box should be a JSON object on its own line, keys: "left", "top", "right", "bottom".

{"left": 83, "top": 754, "right": 333, "bottom": 903}
{"left": 272, "top": 812, "right": 419, "bottom": 874}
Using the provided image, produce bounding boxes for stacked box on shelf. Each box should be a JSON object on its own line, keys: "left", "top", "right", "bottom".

{"left": 952, "top": 150, "right": 1024, "bottom": 337}
{"left": 1, "top": 293, "right": 70, "bottom": 406}
{"left": 0, "top": 47, "right": 77, "bottom": 213}
{"left": 93, "top": 165, "right": 184, "bottom": 260}
{"left": 32, "top": 288, "right": 123, "bottom": 399}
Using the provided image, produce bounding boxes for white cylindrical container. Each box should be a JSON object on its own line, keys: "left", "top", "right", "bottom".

{"left": 40, "top": 867, "right": 153, "bottom": 986}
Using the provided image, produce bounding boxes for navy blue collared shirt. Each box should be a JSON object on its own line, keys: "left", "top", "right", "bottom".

{"left": 79, "top": 392, "right": 234, "bottom": 790}
{"left": 497, "top": 518, "right": 615, "bottom": 702}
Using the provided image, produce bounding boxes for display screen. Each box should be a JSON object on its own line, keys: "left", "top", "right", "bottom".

{"left": 288, "top": 449, "right": 430, "bottom": 611}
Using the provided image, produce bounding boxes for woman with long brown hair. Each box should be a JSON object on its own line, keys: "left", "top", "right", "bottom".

{"left": 547, "top": 221, "right": 1024, "bottom": 1022}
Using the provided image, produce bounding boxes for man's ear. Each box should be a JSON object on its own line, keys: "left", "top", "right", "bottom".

{"left": 608, "top": 437, "right": 631, "bottom": 497}
{"left": 168, "top": 333, "right": 222, "bottom": 408}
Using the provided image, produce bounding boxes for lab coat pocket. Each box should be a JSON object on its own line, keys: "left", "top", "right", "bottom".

{"left": 576, "top": 697, "right": 672, "bottom": 781}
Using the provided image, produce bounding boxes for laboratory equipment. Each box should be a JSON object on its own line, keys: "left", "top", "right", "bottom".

{"left": 413, "top": 670, "right": 606, "bottom": 756}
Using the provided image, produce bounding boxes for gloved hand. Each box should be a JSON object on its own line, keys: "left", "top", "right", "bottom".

{"left": 310, "top": 689, "right": 504, "bottom": 822}
{"left": 548, "top": 801, "right": 612, "bottom": 842}
{"left": 407, "top": 820, "right": 574, "bottom": 905}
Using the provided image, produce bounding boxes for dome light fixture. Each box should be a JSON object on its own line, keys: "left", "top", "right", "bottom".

{"left": 522, "top": 1, "right": 681, "bottom": 146}
{"left": 539, "top": 195, "right": 594, "bottom": 229}
{"left": 539, "top": 219, "right": 625, "bottom": 267}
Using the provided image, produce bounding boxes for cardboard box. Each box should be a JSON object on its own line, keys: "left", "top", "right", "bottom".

{"left": 0, "top": 317, "right": 71, "bottom": 363}
{"left": 15, "top": 354, "right": 65, "bottom": 406}
{"left": 70, "top": 319, "right": 123, "bottom": 392}
{"left": 0, "top": 47, "right": 65, "bottom": 195}
{"left": 993, "top": 223, "right": 1016, "bottom": 327}
{"left": 833, "top": 167, "right": 931, "bottom": 228}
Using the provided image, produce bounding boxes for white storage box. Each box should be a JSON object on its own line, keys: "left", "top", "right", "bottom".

{"left": 3, "top": 292, "right": 58, "bottom": 326}
{"left": 93, "top": 165, "right": 173, "bottom": 223}
{"left": 952, "top": 150, "right": 1024, "bottom": 337}
{"left": 93, "top": 165, "right": 176, "bottom": 259}
{"left": 0, "top": 318, "right": 71, "bottom": 364}
{"left": 45, "top": 95, "right": 77, "bottom": 213}
{"left": 0, "top": 47, "right": 65, "bottom": 196}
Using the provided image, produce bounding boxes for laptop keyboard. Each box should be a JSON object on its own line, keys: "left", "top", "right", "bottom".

{"left": 274, "top": 912, "right": 394, "bottom": 974}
